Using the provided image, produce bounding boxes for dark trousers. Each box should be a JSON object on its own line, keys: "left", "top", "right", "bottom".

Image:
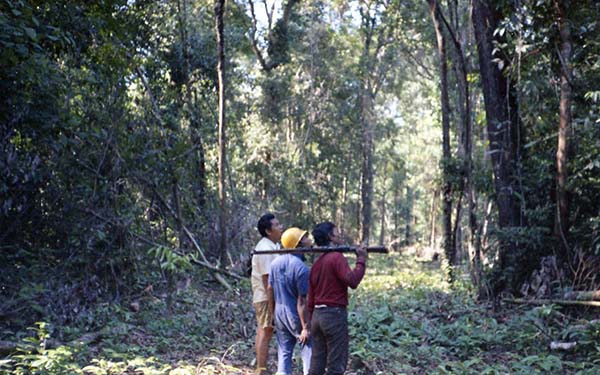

{"left": 308, "top": 307, "right": 348, "bottom": 375}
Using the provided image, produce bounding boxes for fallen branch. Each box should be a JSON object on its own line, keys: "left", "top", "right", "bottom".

{"left": 503, "top": 298, "right": 600, "bottom": 308}
{"left": 83, "top": 208, "right": 242, "bottom": 280}
{"left": 0, "top": 297, "right": 28, "bottom": 320}
{"left": 563, "top": 290, "right": 600, "bottom": 301}
{"left": 550, "top": 341, "right": 577, "bottom": 351}
{"left": 144, "top": 181, "right": 210, "bottom": 264}
{"left": 214, "top": 272, "right": 233, "bottom": 291}
{"left": 139, "top": 235, "right": 243, "bottom": 281}
{"left": 0, "top": 340, "right": 17, "bottom": 356}
{"left": 189, "top": 257, "right": 243, "bottom": 280}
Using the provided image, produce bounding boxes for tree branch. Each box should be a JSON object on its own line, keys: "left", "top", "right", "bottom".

{"left": 245, "top": 0, "right": 298, "bottom": 72}
{"left": 135, "top": 66, "right": 165, "bottom": 127}
{"left": 504, "top": 298, "right": 600, "bottom": 308}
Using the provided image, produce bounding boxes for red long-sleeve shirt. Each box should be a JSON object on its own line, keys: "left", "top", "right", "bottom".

{"left": 308, "top": 251, "right": 366, "bottom": 314}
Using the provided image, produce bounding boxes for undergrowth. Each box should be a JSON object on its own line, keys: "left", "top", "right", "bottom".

{"left": 2, "top": 253, "right": 599, "bottom": 374}
{"left": 349, "top": 253, "right": 600, "bottom": 374}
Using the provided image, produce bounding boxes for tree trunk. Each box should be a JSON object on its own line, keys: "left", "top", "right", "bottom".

{"left": 359, "top": 30, "right": 375, "bottom": 246}
{"left": 404, "top": 186, "right": 412, "bottom": 245}
{"left": 394, "top": 182, "right": 400, "bottom": 240}
{"left": 472, "top": 0, "right": 524, "bottom": 295}
{"left": 357, "top": 0, "right": 391, "bottom": 245}
{"left": 554, "top": 0, "right": 572, "bottom": 259}
{"left": 360, "top": 113, "right": 374, "bottom": 245}
{"left": 429, "top": 189, "right": 438, "bottom": 248}
{"left": 428, "top": 0, "right": 455, "bottom": 278}
{"left": 172, "top": 178, "right": 186, "bottom": 249}
{"left": 191, "top": 112, "right": 207, "bottom": 208}
{"left": 215, "top": 0, "right": 227, "bottom": 259}
{"left": 177, "top": 0, "right": 206, "bottom": 209}
{"left": 444, "top": 1, "right": 474, "bottom": 268}
{"left": 379, "top": 193, "right": 386, "bottom": 246}
{"left": 340, "top": 174, "right": 347, "bottom": 238}
{"left": 438, "top": 0, "right": 476, "bottom": 273}
{"left": 452, "top": 194, "right": 463, "bottom": 263}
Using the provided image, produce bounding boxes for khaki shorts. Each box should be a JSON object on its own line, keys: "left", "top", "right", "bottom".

{"left": 253, "top": 301, "right": 274, "bottom": 329}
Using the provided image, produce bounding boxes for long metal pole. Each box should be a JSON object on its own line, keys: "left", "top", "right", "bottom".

{"left": 252, "top": 246, "right": 388, "bottom": 255}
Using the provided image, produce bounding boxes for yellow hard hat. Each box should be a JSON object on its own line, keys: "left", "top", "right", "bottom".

{"left": 281, "top": 227, "right": 308, "bottom": 249}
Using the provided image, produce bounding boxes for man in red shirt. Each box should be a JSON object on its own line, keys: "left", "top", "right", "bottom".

{"left": 307, "top": 222, "right": 367, "bottom": 375}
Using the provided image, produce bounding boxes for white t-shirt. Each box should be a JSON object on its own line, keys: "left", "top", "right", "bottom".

{"left": 251, "top": 237, "right": 280, "bottom": 303}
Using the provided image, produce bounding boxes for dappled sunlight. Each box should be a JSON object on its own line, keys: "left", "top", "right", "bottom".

{"left": 343, "top": 253, "right": 600, "bottom": 374}
{"left": 8, "top": 334, "right": 257, "bottom": 375}
{"left": 78, "top": 353, "right": 254, "bottom": 375}
{"left": 83, "top": 356, "right": 171, "bottom": 374}
{"left": 360, "top": 252, "right": 450, "bottom": 295}
{"left": 5, "top": 254, "right": 600, "bottom": 374}
{"left": 2, "top": 0, "right": 599, "bottom": 374}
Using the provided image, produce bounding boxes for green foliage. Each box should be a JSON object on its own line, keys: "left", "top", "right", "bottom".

{"left": 464, "top": 0, "right": 600, "bottom": 294}
{"left": 148, "top": 246, "right": 193, "bottom": 274}
{"left": 3, "top": 254, "right": 600, "bottom": 374}
{"left": 1, "top": 0, "right": 599, "bottom": 358}
{"left": 346, "top": 254, "right": 600, "bottom": 374}
{"left": 2, "top": 279, "right": 259, "bottom": 374}
{"left": 8, "top": 323, "right": 82, "bottom": 375}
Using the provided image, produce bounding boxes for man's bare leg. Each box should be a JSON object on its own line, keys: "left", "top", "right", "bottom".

{"left": 255, "top": 325, "right": 274, "bottom": 374}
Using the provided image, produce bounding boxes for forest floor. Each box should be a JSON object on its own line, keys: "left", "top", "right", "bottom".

{"left": 3, "top": 249, "right": 600, "bottom": 374}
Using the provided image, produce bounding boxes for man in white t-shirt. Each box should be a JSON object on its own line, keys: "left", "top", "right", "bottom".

{"left": 252, "top": 213, "right": 283, "bottom": 374}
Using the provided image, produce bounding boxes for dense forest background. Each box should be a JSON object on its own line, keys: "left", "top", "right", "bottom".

{"left": 1, "top": 0, "right": 599, "bottom": 364}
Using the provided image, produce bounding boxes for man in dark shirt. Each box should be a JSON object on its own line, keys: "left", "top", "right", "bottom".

{"left": 307, "top": 222, "right": 367, "bottom": 375}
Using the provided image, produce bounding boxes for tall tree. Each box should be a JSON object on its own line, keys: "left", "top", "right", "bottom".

{"left": 358, "top": 0, "right": 376, "bottom": 244}
{"left": 554, "top": 0, "right": 573, "bottom": 257}
{"left": 443, "top": 1, "right": 473, "bottom": 260}
{"left": 215, "top": 0, "right": 227, "bottom": 258}
{"left": 357, "top": 0, "right": 395, "bottom": 244}
{"left": 428, "top": 0, "right": 455, "bottom": 277}
{"left": 404, "top": 186, "right": 413, "bottom": 244}
{"left": 176, "top": 0, "right": 207, "bottom": 209}
{"left": 243, "top": 0, "right": 300, "bottom": 202}
{"left": 472, "top": 0, "right": 524, "bottom": 295}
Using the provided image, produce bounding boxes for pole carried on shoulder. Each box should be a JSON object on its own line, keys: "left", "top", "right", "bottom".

{"left": 252, "top": 245, "right": 388, "bottom": 255}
